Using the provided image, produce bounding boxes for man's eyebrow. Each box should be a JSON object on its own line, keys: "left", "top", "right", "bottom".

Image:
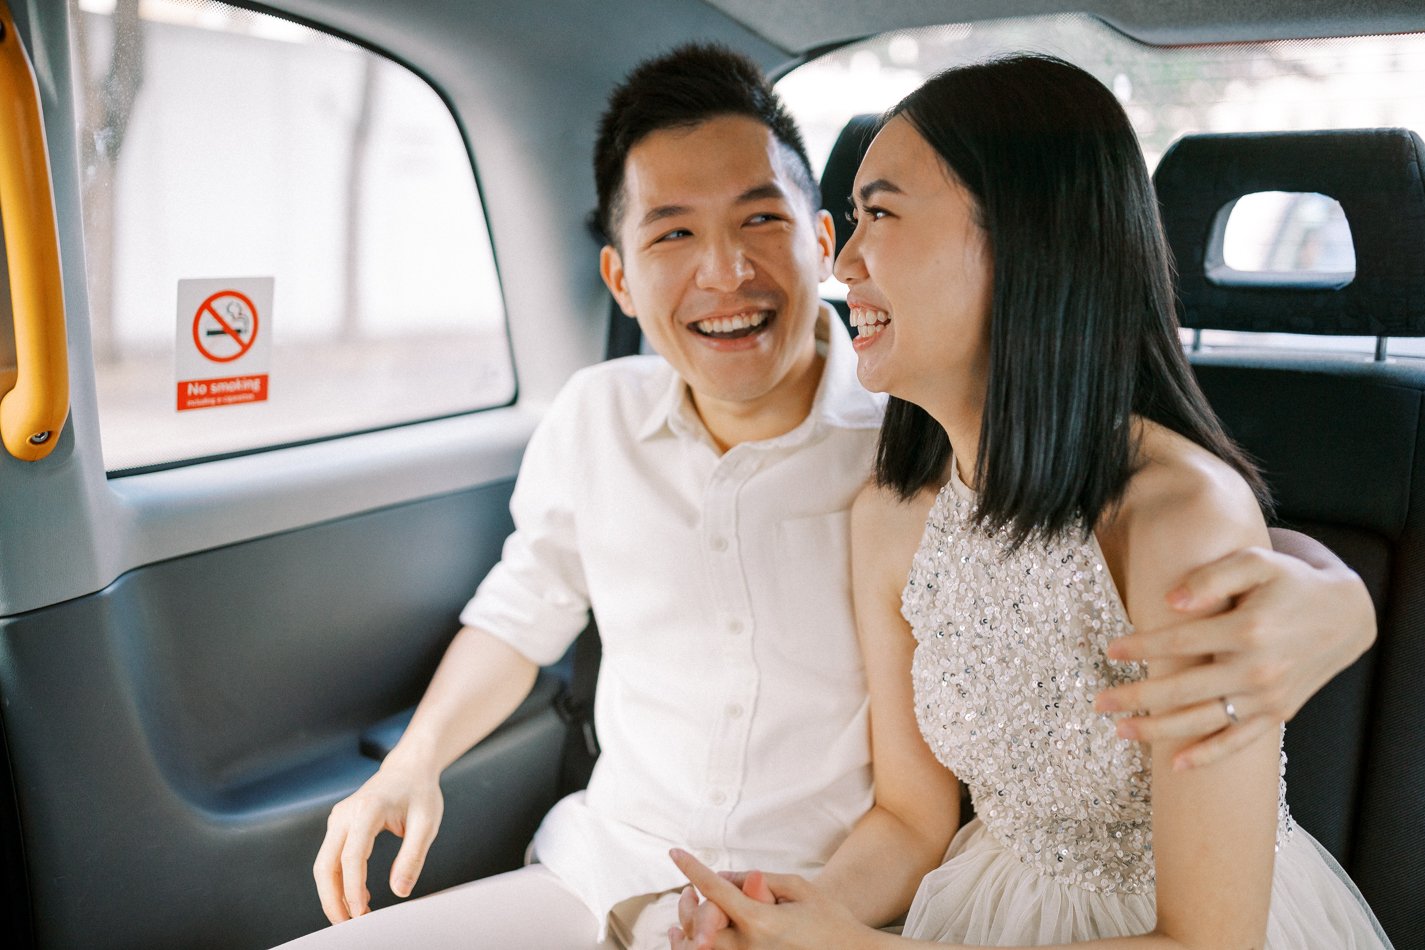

{"left": 856, "top": 178, "right": 905, "bottom": 203}
{"left": 638, "top": 204, "right": 692, "bottom": 228}
{"left": 736, "top": 182, "right": 788, "bottom": 204}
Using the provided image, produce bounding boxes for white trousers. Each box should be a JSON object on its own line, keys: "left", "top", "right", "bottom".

{"left": 274, "top": 864, "right": 681, "bottom": 950}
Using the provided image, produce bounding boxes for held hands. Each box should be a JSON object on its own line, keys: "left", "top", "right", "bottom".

{"left": 1095, "top": 544, "right": 1375, "bottom": 770}
{"left": 667, "top": 850, "right": 878, "bottom": 950}
{"left": 312, "top": 759, "right": 444, "bottom": 924}
{"left": 669, "top": 860, "right": 770, "bottom": 950}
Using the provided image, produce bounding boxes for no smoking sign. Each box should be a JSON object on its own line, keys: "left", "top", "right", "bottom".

{"left": 175, "top": 277, "right": 274, "bottom": 411}
{"left": 193, "top": 290, "right": 259, "bottom": 362}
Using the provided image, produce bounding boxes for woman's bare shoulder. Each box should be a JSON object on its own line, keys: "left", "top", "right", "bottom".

{"left": 1103, "top": 421, "right": 1269, "bottom": 621}
{"left": 851, "top": 478, "right": 940, "bottom": 573}
{"left": 1118, "top": 423, "right": 1262, "bottom": 533}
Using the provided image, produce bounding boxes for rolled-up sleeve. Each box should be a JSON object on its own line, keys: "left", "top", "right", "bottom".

{"left": 460, "top": 378, "right": 591, "bottom": 666}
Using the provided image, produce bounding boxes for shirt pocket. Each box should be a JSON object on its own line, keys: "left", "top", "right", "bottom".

{"left": 766, "top": 510, "right": 864, "bottom": 685}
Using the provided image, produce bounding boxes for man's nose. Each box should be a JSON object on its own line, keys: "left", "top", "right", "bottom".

{"left": 696, "top": 235, "right": 755, "bottom": 292}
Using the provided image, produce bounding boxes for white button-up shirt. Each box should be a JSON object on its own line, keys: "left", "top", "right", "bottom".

{"left": 461, "top": 309, "right": 884, "bottom": 926}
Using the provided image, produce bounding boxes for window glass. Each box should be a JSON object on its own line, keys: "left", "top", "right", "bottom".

{"left": 70, "top": 0, "right": 514, "bottom": 473}
{"left": 777, "top": 15, "right": 1425, "bottom": 360}
{"left": 1219, "top": 192, "right": 1355, "bottom": 278}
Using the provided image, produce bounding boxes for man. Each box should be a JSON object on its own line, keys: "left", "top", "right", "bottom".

{"left": 296, "top": 44, "right": 1374, "bottom": 950}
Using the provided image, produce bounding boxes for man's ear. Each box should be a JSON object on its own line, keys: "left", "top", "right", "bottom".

{"left": 600, "top": 245, "right": 637, "bottom": 317}
{"left": 813, "top": 209, "right": 836, "bottom": 282}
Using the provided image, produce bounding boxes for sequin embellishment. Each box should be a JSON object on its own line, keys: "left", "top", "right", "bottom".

{"left": 903, "top": 481, "right": 1293, "bottom": 894}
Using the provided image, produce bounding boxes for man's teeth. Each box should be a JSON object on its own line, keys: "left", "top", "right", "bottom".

{"left": 693, "top": 311, "right": 770, "bottom": 334}
{"left": 849, "top": 306, "right": 891, "bottom": 339}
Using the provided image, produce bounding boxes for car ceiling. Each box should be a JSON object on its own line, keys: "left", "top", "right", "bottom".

{"left": 698, "top": 0, "right": 1425, "bottom": 51}
{"left": 260, "top": 1, "right": 1425, "bottom": 71}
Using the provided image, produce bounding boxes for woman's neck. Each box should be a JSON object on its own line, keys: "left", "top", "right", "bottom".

{"left": 924, "top": 387, "right": 986, "bottom": 492}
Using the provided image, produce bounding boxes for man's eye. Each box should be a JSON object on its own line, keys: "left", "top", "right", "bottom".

{"left": 654, "top": 228, "right": 692, "bottom": 243}
{"left": 747, "top": 212, "right": 784, "bottom": 225}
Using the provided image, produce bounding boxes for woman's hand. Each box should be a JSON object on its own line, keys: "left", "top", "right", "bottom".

{"left": 670, "top": 865, "right": 774, "bottom": 949}
{"left": 667, "top": 849, "right": 884, "bottom": 950}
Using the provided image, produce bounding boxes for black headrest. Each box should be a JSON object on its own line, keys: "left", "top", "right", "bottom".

{"left": 1154, "top": 129, "right": 1425, "bottom": 337}
{"left": 820, "top": 114, "right": 880, "bottom": 254}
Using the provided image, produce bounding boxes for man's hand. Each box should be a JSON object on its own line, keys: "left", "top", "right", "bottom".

{"left": 312, "top": 761, "right": 444, "bottom": 924}
{"left": 1095, "top": 539, "right": 1375, "bottom": 770}
{"left": 667, "top": 850, "right": 880, "bottom": 950}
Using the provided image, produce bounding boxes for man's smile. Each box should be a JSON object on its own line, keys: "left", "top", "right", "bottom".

{"left": 689, "top": 309, "right": 774, "bottom": 340}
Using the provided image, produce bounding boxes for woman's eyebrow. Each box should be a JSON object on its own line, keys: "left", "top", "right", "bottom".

{"left": 857, "top": 178, "right": 905, "bottom": 203}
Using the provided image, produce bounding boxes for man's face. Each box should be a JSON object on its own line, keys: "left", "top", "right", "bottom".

{"left": 600, "top": 115, "right": 835, "bottom": 413}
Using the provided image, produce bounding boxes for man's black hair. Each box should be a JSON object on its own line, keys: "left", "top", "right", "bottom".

{"left": 593, "top": 43, "right": 819, "bottom": 246}
{"left": 874, "top": 54, "right": 1270, "bottom": 546}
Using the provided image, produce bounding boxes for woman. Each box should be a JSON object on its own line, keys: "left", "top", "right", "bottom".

{"left": 669, "top": 55, "right": 1391, "bottom": 949}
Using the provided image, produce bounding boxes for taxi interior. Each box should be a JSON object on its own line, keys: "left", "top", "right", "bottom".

{"left": 0, "top": 1, "right": 1422, "bottom": 948}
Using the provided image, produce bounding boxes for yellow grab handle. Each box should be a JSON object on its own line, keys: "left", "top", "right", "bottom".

{"left": 0, "top": 0, "right": 67, "bottom": 461}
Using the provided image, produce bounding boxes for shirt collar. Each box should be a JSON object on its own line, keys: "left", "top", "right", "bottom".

{"left": 636, "top": 303, "right": 885, "bottom": 445}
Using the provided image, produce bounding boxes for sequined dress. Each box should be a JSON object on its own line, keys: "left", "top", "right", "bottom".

{"left": 899, "top": 469, "right": 1392, "bottom": 947}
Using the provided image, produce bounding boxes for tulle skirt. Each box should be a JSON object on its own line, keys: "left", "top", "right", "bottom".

{"left": 902, "top": 818, "right": 1393, "bottom": 948}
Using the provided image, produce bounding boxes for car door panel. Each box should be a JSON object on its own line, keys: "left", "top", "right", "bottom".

{"left": 0, "top": 479, "right": 572, "bottom": 948}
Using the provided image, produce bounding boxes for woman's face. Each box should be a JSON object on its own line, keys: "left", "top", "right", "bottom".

{"left": 835, "top": 115, "right": 993, "bottom": 416}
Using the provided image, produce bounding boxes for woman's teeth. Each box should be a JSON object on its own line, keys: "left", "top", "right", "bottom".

{"left": 849, "top": 306, "right": 890, "bottom": 340}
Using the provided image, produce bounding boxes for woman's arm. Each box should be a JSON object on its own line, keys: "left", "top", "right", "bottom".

{"left": 1101, "top": 436, "right": 1281, "bottom": 949}
{"left": 813, "top": 483, "right": 961, "bottom": 924}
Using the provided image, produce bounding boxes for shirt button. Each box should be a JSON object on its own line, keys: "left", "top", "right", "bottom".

{"left": 697, "top": 850, "right": 717, "bottom": 865}
{"left": 709, "top": 789, "right": 727, "bottom": 806}
{"left": 726, "top": 618, "right": 744, "bottom": 635}
{"left": 726, "top": 704, "right": 744, "bottom": 719}
{"left": 709, "top": 535, "right": 728, "bottom": 552}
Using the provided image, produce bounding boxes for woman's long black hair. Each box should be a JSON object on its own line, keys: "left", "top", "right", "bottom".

{"left": 875, "top": 54, "right": 1269, "bottom": 545}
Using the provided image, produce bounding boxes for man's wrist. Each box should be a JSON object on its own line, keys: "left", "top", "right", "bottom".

{"left": 382, "top": 733, "right": 444, "bottom": 778}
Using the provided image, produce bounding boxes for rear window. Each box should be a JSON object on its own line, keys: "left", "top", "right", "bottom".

{"left": 778, "top": 14, "right": 1425, "bottom": 360}
{"left": 70, "top": 0, "right": 514, "bottom": 473}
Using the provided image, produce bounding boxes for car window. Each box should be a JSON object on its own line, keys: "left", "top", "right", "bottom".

{"left": 70, "top": 0, "right": 514, "bottom": 474}
{"left": 778, "top": 14, "right": 1425, "bottom": 360}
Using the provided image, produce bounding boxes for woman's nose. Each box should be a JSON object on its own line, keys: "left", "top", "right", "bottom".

{"left": 833, "top": 228, "right": 866, "bottom": 284}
